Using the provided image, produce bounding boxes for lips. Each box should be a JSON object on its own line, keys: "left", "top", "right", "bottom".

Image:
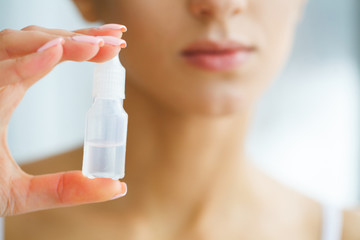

{"left": 181, "top": 40, "right": 254, "bottom": 72}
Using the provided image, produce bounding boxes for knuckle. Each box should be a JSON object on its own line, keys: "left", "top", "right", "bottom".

{"left": 21, "top": 25, "right": 39, "bottom": 31}
{"left": 0, "top": 28, "right": 15, "bottom": 38}
{"left": 56, "top": 174, "right": 65, "bottom": 204}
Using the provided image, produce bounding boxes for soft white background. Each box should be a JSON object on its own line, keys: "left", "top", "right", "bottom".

{"left": 0, "top": 0, "right": 359, "bottom": 215}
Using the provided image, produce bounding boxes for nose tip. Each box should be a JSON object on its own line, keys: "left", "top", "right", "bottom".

{"left": 189, "top": 0, "right": 247, "bottom": 19}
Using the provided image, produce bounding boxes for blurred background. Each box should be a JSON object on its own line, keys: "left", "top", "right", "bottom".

{"left": 0, "top": 0, "right": 359, "bottom": 209}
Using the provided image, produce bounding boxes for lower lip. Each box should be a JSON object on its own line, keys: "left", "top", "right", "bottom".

{"left": 181, "top": 50, "right": 252, "bottom": 72}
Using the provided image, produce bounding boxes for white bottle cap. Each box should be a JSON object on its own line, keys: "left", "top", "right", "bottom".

{"left": 92, "top": 56, "right": 125, "bottom": 99}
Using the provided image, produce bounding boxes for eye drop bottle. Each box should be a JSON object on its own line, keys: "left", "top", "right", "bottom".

{"left": 82, "top": 56, "right": 128, "bottom": 180}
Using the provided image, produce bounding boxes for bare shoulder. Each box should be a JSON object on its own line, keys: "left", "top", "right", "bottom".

{"left": 343, "top": 208, "right": 360, "bottom": 240}
{"left": 20, "top": 147, "right": 83, "bottom": 174}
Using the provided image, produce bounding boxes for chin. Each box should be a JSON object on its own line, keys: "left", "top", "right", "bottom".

{"left": 196, "top": 101, "right": 247, "bottom": 117}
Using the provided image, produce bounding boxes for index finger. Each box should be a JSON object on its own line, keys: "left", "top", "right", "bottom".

{"left": 8, "top": 171, "right": 127, "bottom": 216}
{"left": 22, "top": 24, "right": 126, "bottom": 39}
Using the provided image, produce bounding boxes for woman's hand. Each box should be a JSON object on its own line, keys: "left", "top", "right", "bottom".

{"left": 0, "top": 24, "right": 128, "bottom": 216}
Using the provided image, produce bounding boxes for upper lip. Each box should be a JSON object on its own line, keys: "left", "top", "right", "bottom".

{"left": 181, "top": 40, "right": 254, "bottom": 55}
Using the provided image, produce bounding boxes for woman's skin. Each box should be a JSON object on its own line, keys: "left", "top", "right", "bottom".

{"left": 3, "top": 0, "right": 360, "bottom": 239}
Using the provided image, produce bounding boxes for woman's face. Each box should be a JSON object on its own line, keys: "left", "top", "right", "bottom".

{"left": 80, "top": 0, "right": 304, "bottom": 115}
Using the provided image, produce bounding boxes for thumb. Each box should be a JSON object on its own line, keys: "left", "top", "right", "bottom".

{"left": 8, "top": 171, "right": 127, "bottom": 216}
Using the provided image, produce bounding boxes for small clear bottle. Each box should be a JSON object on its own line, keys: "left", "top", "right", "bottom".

{"left": 82, "top": 56, "right": 128, "bottom": 180}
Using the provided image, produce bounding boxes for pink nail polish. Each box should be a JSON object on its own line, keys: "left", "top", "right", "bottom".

{"left": 98, "top": 36, "right": 126, "bottom": 47}
{"left": 111, "top": 183, "right": 127, "bottom": 200}
{"left": 37, "top": 37, "right": 64, "bottom": 52}
{"left": 98, "top": 24, "right": 127, "bottom": 32}
{"left": 71, "top": 35, "right": 104, "bottom": 46}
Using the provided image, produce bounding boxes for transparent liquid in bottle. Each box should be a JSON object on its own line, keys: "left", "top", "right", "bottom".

{"left": 83, "top": 141, "right": 126, "bottom": 180}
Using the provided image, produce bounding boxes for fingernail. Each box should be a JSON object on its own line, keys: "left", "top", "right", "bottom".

{"left": 71, "top": 35, "right": 104, "bottom": 47}
{"left": 37, "top": 37, "right": 64, "bottom": 52}
{"left": 111, "top": 182, "right": 127, "bottom": 200}
{"left": 97, "top": 36, "right": 127, "bottom": 47}
{"left": 99, "top": 24, "right": 127, "bottom": 32}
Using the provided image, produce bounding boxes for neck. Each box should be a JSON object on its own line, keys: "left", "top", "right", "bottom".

{"left": 123, "top": 82, "right": 256, "bottom": 217}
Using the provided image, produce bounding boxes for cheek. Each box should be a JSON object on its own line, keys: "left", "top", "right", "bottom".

{"left": 251, "top": 0, "right": 300, "bottom": 74}
{"left": 243, "top": 0, "right": 300, "bottom": 97}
